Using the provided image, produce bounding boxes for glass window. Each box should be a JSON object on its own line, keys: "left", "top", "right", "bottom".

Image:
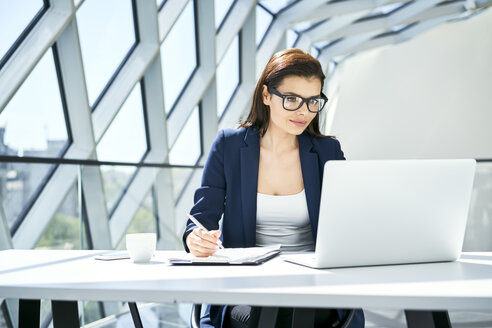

{"left": 256, "top": 5, "right": 273, "bottom": 46}
{"left": 0, "top": 50, "right": 68, "bottom": 157}
{"left": 36, "top": 183, "right": 85, "bottom": 250}
{"left": 463, "top": 162, "right": 492, "bottom": 251}
{"left": 0, "top": 48, "right": 69, "bottom": 229}
{"left": 168, "top": 106, "right": 201, "bottom": 199}
{"left": 116, "top": 189, "right": 156, "bottom": 249}
{"left": 310, "top": 47, "right": 319, "bottom": 58}
{"left": 97, "top": 83, "right": 147, "bottom": 212}
{"left": 258, "top": 0, "right": 298, "bottom": 14}
{"left": 160, "top": 0, "right": 197, "bottom": 114}
{"left": 215, "top": 0, "right": 235, "bottom": 30}
{"left": 99, "top": 164, "right": 135, "bottom": 216}
{"left": 0, "top": 0, "right": 45, "bottom": 67}
{"left": 314, "top": 40, "right": 334, "bottom": 50}
{"left": 216, "top": 35, "right": 239, "bottom": 118}
{"left": 356, "top": 2, "right": 407, "bottom": 22}
{"left": 77, "top": 0, "right": 136, "bottom": 107}
{"left": 287, "top": 29, "right": 298, "bottom": 48}
{"left": 292, "top": 21, "right": 314, "bottom": 33}
{"left": 81, "top": 301, "right": 103, "bottom": 326}
{"left": 156, "top": 0, "right": 166, "bottom": 10}
{"left": 40, "top": 300, "right": 52, "bottom": 328}
{"left": 168, "top": 106, "right": 201, "bottom": 166}
{"left": 392, "top": 24, "right": 412, "bottom": 33}
{"left": 0, "top": 302, "right": 10, "bottom": 327}
{"left": 372, "top": 2, "right": 405, "bottom": 15}
{"left": 36, "top": 179, "right": 102, "bottom": 324}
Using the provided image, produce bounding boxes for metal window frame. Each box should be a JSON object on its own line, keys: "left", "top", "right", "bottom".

{"left": 164, "top": 0, "right": 200, "bottom": 118}
{"left": 173, "top": 104, "right": 204, "bottom": 206}
{"left": 216, "top": 0, "right": 238, "bottom": 33}
{"left": 218, "top": 33, "right": 242, "bottom": 122}
{"left": 9, "top": 44, "right": 73, "bottom": 237}
{"left": 0, "top": 300, "right": 13, "bottom": 328}
{"left": 259, "top": 0, "right": 301, "bottom": 16}
{"left": 89, "top": 0, "right": 141, "bottom": 111}
{"left": 0, "top": 0, "right": 50, "bottom": 71}
{"left": 256, "top": 4, "right": 275, "bottom": 48}
{"left": 106, "top": 153, "right": 148, "bottom": 219}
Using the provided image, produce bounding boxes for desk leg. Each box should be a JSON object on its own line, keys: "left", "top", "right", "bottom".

{"left": 51, "top": 300, "right": 79, "bottom": 328}
{"left": 258, "top": 307, "right": 278, "bottom": 328}
{"left": 292, "top": 308, "right": 315, "bottom": 328}
{"left": 405, "top": 310, "right": 451, "bottom": 328}
{"left": 128, "top": 302, "right": 144, "bottom": 328}
{"left": 19, "top": 299, "right": 40, "bottom": 328}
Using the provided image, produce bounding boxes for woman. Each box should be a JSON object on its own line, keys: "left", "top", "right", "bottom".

{"left": 183, "top": 48, "right": 364, "bottom": 327}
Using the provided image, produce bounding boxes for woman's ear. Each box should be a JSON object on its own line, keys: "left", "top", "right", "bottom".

{"left": 262, "top": 84, "right": 271, "bottom": 106}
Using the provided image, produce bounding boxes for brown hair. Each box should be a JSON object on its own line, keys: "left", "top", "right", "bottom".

{"left": 240, "top": 48, "right": 326, "bottom": 137}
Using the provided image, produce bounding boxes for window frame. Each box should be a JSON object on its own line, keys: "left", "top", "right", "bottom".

{"left": 164, "top": 0, "right": 200, "bottom": 118}
{"left": 83, "top": 0, "right": 140, "bottom": 112}
{"left": 0, "top": 0, "right": 50, "bottom": 71}
{"left": 9, "top": 44, "right": 73, "bottom": 236}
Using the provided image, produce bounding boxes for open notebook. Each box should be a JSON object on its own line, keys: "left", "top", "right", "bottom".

{"left": 168, "top": 245, "right": 280, "bottom": 265}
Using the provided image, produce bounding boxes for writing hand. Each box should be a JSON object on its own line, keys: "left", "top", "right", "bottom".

{"left": 186, "top": 228, "right": 222, "bottom": 257}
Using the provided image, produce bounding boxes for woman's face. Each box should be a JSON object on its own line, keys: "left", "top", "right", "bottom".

{"left": 262, "top": 75, "right": 321, "bottom": 136}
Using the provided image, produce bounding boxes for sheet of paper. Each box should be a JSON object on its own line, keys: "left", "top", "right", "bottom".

{"left": 168, "top": 245, "right": 281, "bottom": 264}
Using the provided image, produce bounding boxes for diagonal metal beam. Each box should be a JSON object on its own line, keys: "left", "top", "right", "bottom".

{"left": 0, "top": 204, "right": 13, "bottom": 250}
{"left": 295, "top": 10, "right": 376, "bottom": 51}
{"left": 109, "top": 150, "right": 167, "bottom": 247}
{"left": 92, "top": 43, "right": 159, "bottom": 143}
{"left": 311, "top": 1, "right": 464, "bottom": 43}
{"left": 317, "top": 0, "right": 443, "bottom": 66}
{"left": 0, "top": 2, "right": 74, "bottom": 112}
{"left": 220, "top": 6, "right": 256, "bottom": 130}
{"left": 319, "top": 1, "right": 471, "bottom": 62}
{"left": 216, "top": 0, "right": 255, "bottom": 65}
{"left": 158, "top": 0, "right": 190, "bottom": 43}
{"left": 256, "top": 0, "right": 327, "bottom": 78}
{"left": 56, "top": 12, "right": 113, "bottom": 251}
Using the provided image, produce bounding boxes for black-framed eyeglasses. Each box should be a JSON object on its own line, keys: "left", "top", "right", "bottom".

{"left": 267, "top": 85, "right": 328, "bottom": 113}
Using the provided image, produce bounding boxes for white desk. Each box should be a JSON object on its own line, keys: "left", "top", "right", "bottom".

{"left": 1, "top": 250, "right": 491, "bottom": 327}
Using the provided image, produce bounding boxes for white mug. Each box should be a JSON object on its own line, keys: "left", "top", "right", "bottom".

{"left": 126, "top": 233, "right": 156, "bottom": 263}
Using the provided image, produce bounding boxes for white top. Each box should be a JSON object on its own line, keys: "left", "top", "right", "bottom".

{"left": 256, "top": 189, "right": 315, "bottom": 252}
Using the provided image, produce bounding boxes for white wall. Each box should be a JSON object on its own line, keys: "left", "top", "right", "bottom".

{"left": 326, "top": 8, "right": 492, "bottom": 251}
{"left": 327, "top": 8, "right": 492, "bottom": 160}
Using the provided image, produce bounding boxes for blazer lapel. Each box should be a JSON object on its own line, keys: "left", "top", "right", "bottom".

{"left": 298, "top": 133, "right": 321, "bottom": 241}
{"left": 240, "top": 127, "right": 260, "bottom": 246}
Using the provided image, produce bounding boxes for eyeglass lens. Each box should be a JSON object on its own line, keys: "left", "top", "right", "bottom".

{"left": 283, "top": 96, "right": 325, "bottom": 112}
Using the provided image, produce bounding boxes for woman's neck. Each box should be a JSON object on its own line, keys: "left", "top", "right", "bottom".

{"left": 260, "top": 125, "right": 298, "bottom": 153}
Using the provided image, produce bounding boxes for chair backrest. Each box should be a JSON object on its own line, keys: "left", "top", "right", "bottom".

{"left": 190, "top": 303, "right": 201, "bottom": 328}
{"left": 189, "top": 303, "right": 355, "bottom": 327}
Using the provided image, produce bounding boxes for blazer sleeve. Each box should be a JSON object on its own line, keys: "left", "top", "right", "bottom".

{"left": 313, "top": 136, "right": 346, "bottom": 163}
{"left": 335, "top": 138, "right": 346, "bottom": 160}
{"left": 182, "top": 130, "right": 227, "bottom": 252}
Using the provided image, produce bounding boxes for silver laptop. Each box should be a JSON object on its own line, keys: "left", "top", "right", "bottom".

{"left": 282, "top": 159, "right": 476, "bottom": 269}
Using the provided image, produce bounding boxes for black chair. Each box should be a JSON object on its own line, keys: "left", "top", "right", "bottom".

{"left": 129, "top": 302, "right": 144, "bottom": 328}
{"left": 190, "top": 304, "right": 355, "bottom": 328}
{"left": 191, "top": 303, "right": 202, "bottom": 328}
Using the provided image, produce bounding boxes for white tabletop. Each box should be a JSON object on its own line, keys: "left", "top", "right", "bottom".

{"left": 0, "top": 250, "right": 491, "bottom": 311}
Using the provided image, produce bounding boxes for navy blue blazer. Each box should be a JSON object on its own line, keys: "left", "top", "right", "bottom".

{"left": 183, "top": 126, "right": 364, "bottom": 328}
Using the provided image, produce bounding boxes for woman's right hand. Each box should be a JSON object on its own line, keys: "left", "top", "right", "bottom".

{"left": 186, "top": 228, "right": 222, "bottom": 257}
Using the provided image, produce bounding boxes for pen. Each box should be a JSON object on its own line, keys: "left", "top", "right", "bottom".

{"left": 187, "top": 214, "right": 224, "bottom": 249}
